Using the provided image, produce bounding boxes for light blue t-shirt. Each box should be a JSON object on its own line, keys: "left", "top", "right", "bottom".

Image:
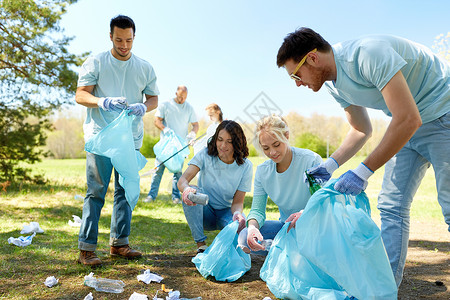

{"left": 77, "top": 51, "right": 159, "bottom": 148}
{"left": 156, "top": 99, "right": 197, "bottom": 141}
{"left": 248, "top": 147, "right": 323, "bottom": 226}
{"left": 189, "top": 148, "right": 253, "bottom": 210}
{"left": 326, "top": 35, "right": 450, "bottom": 123}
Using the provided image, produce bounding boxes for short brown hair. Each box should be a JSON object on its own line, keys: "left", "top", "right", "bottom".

{"left": 277, "top": 27, "right": 331, "bottom": 67}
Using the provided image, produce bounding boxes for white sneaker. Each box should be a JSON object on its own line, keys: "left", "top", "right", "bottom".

{"left": 143, "top": 196, "right": 154, "bottom": 203}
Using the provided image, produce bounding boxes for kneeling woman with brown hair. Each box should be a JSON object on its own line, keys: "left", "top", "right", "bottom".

{"left": 178, "top": 120, "right": 253, "bottom": 254}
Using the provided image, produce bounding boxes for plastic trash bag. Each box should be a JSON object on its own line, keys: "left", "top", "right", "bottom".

{"left": 153, "top": 130, "right": 189, "bottom": 173}
{"left": 192, "top": 221, "right": 251, "bottom": 282}
{"left": 85, "top": 110, "right": 147, "bottom": 210}
{"left": 295, "top": 179, "right": 397, "bottom": 300}
{"left": 260, "top": 224, "right": 349, "bottom": 300}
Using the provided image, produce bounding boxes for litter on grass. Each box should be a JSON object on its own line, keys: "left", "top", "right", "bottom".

{"left": 83, "top": 292, "right": 93, "bottom": 300}
{"left": 84, "top": 272, "right": 125, "bottom": 293}
{"left": 44, "top": 276, "right": 58, "bottom": 287}
{"left": 129, "top": 292, "right": 148, "bottom": 299}
{"left": 137, "top": 269, "right": 163, "bottom": 284}
{"left": 8, "top": 232, "right": 36, "bottom": 247}
{"left": 20, "top": 222, "right": 44, "bottom": 234}
{"left": 68, "top": 215, "right": 82, "bottom": 227}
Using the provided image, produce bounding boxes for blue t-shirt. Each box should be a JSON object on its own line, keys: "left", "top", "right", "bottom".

{"left": 78, "top": 51, "right": 159, "bottom": 149}
{"left": 248, "top": 147, "right": 323, "bottom": 226}
{"left": 326, "top": 35, "right": 450, "bottom": 123}
{"left": 189, "top": 148, "right": 253, "bottom": 210}
{"left": 156, "top": 99, "right": 197, "bottom": 141}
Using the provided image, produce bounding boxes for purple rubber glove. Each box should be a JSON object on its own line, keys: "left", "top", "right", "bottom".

{"left": 334, "top": 163, "right": 374, "bottom": 195}
{"left": 97, "top": 97, "right": 127, "bottom": 113}
{"left": 127, "top": 103, "right": 147, "bottom": 116}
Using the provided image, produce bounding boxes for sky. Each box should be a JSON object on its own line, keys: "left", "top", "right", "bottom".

{"left": 60, "top": 0, "right": 450, "bottom": 123}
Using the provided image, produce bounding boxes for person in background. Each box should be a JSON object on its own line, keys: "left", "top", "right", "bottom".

{"left": 277, "top": 27, "right": 450, "bottom": 286}
{"left": 238, "top": 114, "right": 322, "bottom": 254}
{"left": 178, "top": 120, "right": 253, "bottom": 254}
{"left": 193, "top": 103, "right": 223, "bottom": 155}
{"left": 145, "top": 85, "right": 199, "bottom": 204}
{"left": 75, "top": 15, "right": 159, "bottom": 266}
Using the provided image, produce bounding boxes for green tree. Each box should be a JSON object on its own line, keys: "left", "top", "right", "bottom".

{"left": 433, "top": 32, "right": 450, "bottom": 62}
{"left": 0, "top": 0, "right": 84, "bottom": 182}
{"left": 295, "top": 132, "right": 331, "bottom": 158}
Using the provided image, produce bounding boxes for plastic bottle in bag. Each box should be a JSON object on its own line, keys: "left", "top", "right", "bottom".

{"left": 261, "top": 239, "right": 273, "bottom": 251}
{"left": 188, "top": 192, "right": 209, "bottom": 205}
{"left": 305, "top": 171, "right": 321, "bottom": 195}
{"left": 83, "top": 273, "right": 125, "bottom": 293}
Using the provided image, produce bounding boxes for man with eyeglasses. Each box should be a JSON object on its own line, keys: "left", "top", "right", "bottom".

{"left": 277, "top": 27, "right": 450, "bottom": 287}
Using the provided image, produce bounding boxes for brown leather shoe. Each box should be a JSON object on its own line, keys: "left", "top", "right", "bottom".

{"left": 78, "top": 250, "right": 102, "bottom": 266}
{"left": 110, "top": 244, "right": 142, "bottom": 259}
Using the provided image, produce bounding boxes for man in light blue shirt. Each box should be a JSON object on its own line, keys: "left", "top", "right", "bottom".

{"left": 277, "top": 27, "right": 450, "bottom": 286}
{"left": 145, "top": 85, "right": 198, "bottom": 204}
{"left": 76, "top": 15, "right": 159, "bottom": 266}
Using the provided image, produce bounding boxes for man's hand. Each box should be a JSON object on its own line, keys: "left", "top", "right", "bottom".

{"left": 247, "top": 225, "right": 265, "bottom": 251}
{"left": 186, "top": 131, "right": 196, "bottom": 145}
{"left": 163, "top": 127, "right": 173, "bottom": 135}
{"left": 127, "top": 103, "right": 147, "bottom": 116}
{"left": 233, "top": 211, "right": 246, "bottom": 233}
{"left": 97, "top": 97, "right": 127, "bottom": 113}
{"left": 286, "top": 210, "right": 303, "bottom": 233}
{"left": 335, "top": 163, "right": 373, "bottom": 195}
{"left": 306, "top": 157, "right": 339, "bottom": 184}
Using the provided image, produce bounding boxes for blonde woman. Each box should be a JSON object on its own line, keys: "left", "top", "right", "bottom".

{"left": 238, "top": 114, "right": 322, "bottom": 253}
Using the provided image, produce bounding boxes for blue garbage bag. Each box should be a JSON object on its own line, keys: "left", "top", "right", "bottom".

{"left": 260, "top": 223, "right": 350, "bottom": 300}
{"left": 192, "top": 221, "right": 251, "bottom": 282}
{"left": 85, "top": 110, "right": 147, "bottom": 211}
{"left": 153, "top": 130, "right": 190, "bottom": 173}
{"left": 295, "top": 179, "right": 397, "bottom": 300}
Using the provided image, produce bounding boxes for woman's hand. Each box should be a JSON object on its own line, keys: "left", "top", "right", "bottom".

{"left": 232, "top": 211, "right": 246, "bottom": 233}
{"left": 286, "top": 210, "right": 304, "bottom": 233}
{"left": 182, "top": 186, "right": 197, "bottom": 206}
{"left": 247, "top": 224, "right": 265, "bottom": 251}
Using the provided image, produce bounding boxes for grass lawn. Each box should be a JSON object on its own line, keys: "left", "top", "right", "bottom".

{"left": 0, "top": 156, "right": 444, "bottom": 299}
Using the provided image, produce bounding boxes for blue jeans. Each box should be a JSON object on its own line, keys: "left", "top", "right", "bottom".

{"left": 78, "top": 152, "right": 132, "bottom": 251}
{"left": 182, "top": 202, "right": 232, "bottom": 243}
{"left": 237, "top": 220, "right": 285, "bottom": 256}
{"left": 148, "top": 162, "right": 182, "bottom": 200}
{"left": 378, "top": 112, "right": 450, "bottom": 286}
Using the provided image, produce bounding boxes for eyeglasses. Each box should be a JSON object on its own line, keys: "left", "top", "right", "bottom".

{"left": 289, "top": 48, "right": 317, "bottom": 81}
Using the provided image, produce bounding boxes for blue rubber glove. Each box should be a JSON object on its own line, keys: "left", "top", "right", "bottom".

{"left": 97, "top": 97, "right": 128, "bottom": 113}
{"left": 127, "top": 103, "right": 147, "bottom": 116}
{"left": 306, "top": 157, "right": 339, "bottom": 185}
{"left": 334, "top": 163, "right": 374, "bottom": 195}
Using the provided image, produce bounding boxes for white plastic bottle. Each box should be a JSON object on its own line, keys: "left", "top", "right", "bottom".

{"left": 84, "top": 273, "right": 125, "bottom": 293}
